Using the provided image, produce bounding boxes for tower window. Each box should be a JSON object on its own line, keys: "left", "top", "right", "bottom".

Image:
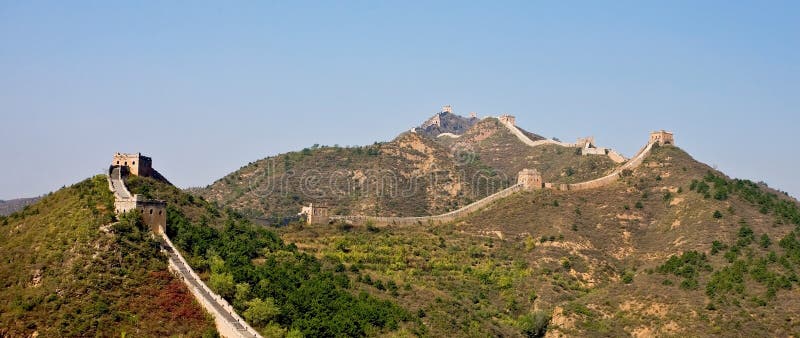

{"left": 149, "top": 209, "right": 153, "bottom": 214}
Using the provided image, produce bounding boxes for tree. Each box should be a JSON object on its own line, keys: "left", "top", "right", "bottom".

{"left": 209, "top": 272, "right": 235, "bottom": 299}
{"left": 243, "top": 297, "right": 280, "bottom": 326}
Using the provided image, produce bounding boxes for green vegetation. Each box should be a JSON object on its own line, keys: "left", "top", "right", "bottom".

{"left": 0, "top": 176, "right": 215, "bottom": 336}
{"left": 199, "top": 128, "right": 800, "bottom": 336}
{"left": 280, "top": 223, "right": 554, "bottom": 337}
{"left": 657, "top": 251, "right": 711, "bottom": 290}
{"left": 130, "top": 176, "right": 420, "bottom": 337}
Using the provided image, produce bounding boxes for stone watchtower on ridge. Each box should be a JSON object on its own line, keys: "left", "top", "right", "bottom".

{"left": 649, "top": 130, "right": 675, "bottom": 146}
{"left": 109, "top": 153, "right": 167, "bottom": 234}
{"left": 518, "top": 169, "right": 543, "bottom": 190}
{"left": 499, "top": 114, "right": 516, "bottom": 126}
{"left": 300, "top": 203, "right": 329, "bottom": 225}
{"left": 112, "top": 152, "right": 153, "bottom": 177}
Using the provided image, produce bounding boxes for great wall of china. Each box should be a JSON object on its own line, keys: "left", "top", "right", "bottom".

{"left": 103, "top": 119, "right": 674, "bottom": 335}
{"left": 108, "top": 153, "right": 262, "bottom": 338}
{"left": 308, "top": 121, "right": 674, "bottom": 226}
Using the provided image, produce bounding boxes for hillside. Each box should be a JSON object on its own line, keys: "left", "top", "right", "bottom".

{"left": 433, "top": 117, "right": 619, "bottom": 184}
{"left": 0, "top": 176, "right": 215, "bottom": 337}
{"left": 125, "top": 174, "right": 424, "bottom": 336}
{"left": 197, "top": 131, "right": 508, "bottom": 219}
{"left": 278, "top": 144, "right": 800, "bottom": 337}
{"left": 197, "top": 114, "right": 619, "bottom": 221}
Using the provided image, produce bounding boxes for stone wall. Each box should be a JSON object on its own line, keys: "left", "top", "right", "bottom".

{"left": 324, "top": 132, "right": 667, "bottom": 227}
{"left": 139, "top": 199, "right": 167, "bottom": 234}
{"left": 607, "top": 150, "right": 627, "bottom": 163}
{"left": 329, "top": 184, "right": 524, "bottom": 226}
{"left": 107, "top": 154, "right": 261, "bottom": 338}
{"left": 581, "top": 147, "right": 607, "bottom": 156}
{"left": 498, "top": 117, "right": 630, "bottom": 165}
{"left": 567, "top": 143, "right": 653, "bottom": 191}
{"left": 163, "top": 234, "right": 261, "bottom": 338}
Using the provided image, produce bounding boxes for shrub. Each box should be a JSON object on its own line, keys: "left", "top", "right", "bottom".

{"left": 760, "top": 234, "right": 772, "bottom": 248}
{"left": 635, "top": 201, "right": 644, "bottom": 209}
{"left": 713, "top": 210, "right": 723, "bottom": 219}
{"left": 622, "top": 271, "right": 634, "bottom": 284}
{"left": 517, "top": 310, "right": 551, "bottom": 338}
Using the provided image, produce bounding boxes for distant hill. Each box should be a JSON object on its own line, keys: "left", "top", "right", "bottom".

{"left": 196, "top": 112, "right": 617, "bottom": 220}
{"left": 280, "top": 145, "right": 800, "bottom": 337}
{"left": 0, "top": 176, "right": 215, "bottom": 336}
{"left": 413, "top": 110, "right": 479, "bottom": 137}
{"left": 0, "top": 197, "right": 40, "bottom": 216}
{"left": 197, "top": 131, "right": 510, "bottom": 219}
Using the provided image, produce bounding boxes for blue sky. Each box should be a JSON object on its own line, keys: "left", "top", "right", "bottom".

{"left": 1, "top": 1, "right": 798, "bottom": 199}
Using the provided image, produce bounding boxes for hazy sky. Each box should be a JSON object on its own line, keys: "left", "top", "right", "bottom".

{"left": 1, "top": 1, "right": 798, "bottom": 200}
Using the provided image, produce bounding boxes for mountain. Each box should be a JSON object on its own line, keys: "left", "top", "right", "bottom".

{"left": 198, "top": 108, "right": 800, "bottom": 337}
{"left": 0, "top": 176, "right": 215, "bottom": 337}
{"left": 197, "top": 113, "right": 620, "bottom": 221}
{"left": 412, "top": 108, "right": 479, "bottom": 137}
{"left": 197, "top": 131, "right": 509, "bottom": 220}
{"left": 279, "top": 145, "right": 800, "bottom": 337}
{"left": 0, "top": 197, "right": 40, "bottom": 216}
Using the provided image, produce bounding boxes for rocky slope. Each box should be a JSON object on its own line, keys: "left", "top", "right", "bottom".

{"left": 413, "top": 110, "right": 479, "bottom": 137}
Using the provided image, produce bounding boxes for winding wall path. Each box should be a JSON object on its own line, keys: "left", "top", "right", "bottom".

{"left": 499, "top": 119, "right": 628, "bottom": 163}
{"left": 108, "top": 171, "right": 262, "bottom": 338}
{"left": 331, "top": 184, "right": 525, "bottom": 226}
{"left": 332, "top": 136, "right": 660, "bottom": 226}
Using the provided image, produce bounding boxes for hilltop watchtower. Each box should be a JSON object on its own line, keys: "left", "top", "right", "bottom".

{"left": 112, "top": 152, "right": 153, "bottom": 177}
{"left": 518, "top": 169, "right": 543, "bottom": 190}
{"left": 300, "top": 203, "right": 330, "bottom": 225}
{"left": 649, "top": 130, "right": 675, "bottom": 146}
{"left": 109, "top": 152, "right": 167, "bottom": 234}
{"left": 499, "top": 114, "right": 516, "bottom": 126}
{"left": 441, "top": 105, "right": 453, "bottom": 114}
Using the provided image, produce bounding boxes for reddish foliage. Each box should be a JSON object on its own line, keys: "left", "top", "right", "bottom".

{"left": 141, "top": 270, "right": 209, "bottom": 325}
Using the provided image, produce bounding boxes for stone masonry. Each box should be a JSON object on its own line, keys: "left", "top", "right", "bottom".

{"left": 649, "top": 130, "right": 675, "bottom": 146}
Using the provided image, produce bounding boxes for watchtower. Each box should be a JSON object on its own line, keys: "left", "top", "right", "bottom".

{"left": 300, "top": 203, "right": 330, "bottom": 225}
{"left": 517, "top": 169, "right": 543, "bottom": 190}
{"left": 441, "top": 105, "right": 453, "bottom": 114}
{"left": 499, "top": 114, "right": 516, "bottom": 126}
{"left": 649, "top": 130, "right": 675, "bottom": 146}
{"left": 112, "top": 152, "right": 153, "bottom": 177}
